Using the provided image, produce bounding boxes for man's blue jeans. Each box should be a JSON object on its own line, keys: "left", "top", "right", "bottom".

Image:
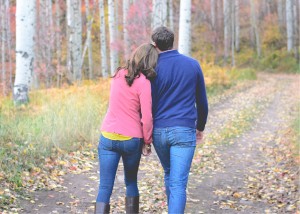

{"left": 96, "top": 135, "right": 143, "bottom": 203}
{"left": 153, "top": 126, "right": 196, "bottom": 214}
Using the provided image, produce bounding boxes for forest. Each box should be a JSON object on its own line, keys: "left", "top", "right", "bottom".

{"left": 0, "top": 0, "right": 299, "bottom": 213}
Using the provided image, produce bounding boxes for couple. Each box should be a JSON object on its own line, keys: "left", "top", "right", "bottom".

{"left": 95, "top": 26, "right": 208, "bottom": 214}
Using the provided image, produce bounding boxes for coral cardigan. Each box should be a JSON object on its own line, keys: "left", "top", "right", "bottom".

{"left": 101, "top": 69, "right": 153, "bottom": 144}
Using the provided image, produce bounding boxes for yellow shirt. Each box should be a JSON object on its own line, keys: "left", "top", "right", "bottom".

{"left": 102, "top": 131, "right": 132, "bottom": 141}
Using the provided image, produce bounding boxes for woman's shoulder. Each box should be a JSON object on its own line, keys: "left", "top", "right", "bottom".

{"left": 134, "top": 72, "right": 148, "bottom": 84}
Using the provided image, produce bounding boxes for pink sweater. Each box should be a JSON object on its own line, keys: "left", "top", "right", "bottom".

{"left": 101, "top": 69, "right": 153, "bottom": 144}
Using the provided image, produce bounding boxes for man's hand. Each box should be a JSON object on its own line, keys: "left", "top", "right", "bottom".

{"left": 196, "top": 130, "right": 204, "bottom": 144}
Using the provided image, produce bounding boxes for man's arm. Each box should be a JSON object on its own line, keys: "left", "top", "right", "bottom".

{"left": 195, "top": 63, "right": 208, "bottom": 132}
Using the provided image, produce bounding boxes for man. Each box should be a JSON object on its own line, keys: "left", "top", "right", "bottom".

{"left": 150, "top": 26, "right": 208, "bottom": 213}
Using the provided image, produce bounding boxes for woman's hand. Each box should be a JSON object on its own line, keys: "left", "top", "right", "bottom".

{"left": 142, "top": 143, "right": 152, "bottom": 156}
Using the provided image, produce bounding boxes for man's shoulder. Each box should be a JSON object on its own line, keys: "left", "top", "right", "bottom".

{"left": 176, "top": 52, "right": 200, "bottom": 65}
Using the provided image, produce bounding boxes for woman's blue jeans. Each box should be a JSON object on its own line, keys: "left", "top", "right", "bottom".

{"left": 96, "top": 135, "right": 143, "bottom": 203}
{"left": 153, "top": 126, "right": 196, "bottom": 214}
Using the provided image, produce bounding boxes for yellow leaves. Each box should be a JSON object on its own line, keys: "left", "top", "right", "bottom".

{"left": 232, "top": 192, "right": 242, "bottom": 199}
{"left": 88, "top": 176, "right": 98, "bottom": 181}
{"left": 201, "top": 62, "right": 231, "bottom": 87}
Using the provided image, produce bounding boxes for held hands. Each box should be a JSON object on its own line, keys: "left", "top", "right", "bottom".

{"left": 196, "top": 130, "right": 204, "bottom": 145}
{"left": 142, "top": 143, "right": 152, "bottom": 156}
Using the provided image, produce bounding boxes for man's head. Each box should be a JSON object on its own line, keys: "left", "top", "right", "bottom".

{"left": 151, "top": 26, "right": 174, "bottom": 51}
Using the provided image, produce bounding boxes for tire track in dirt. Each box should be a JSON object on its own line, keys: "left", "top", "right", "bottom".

{"left": 186, "top": 74, "right": 299, "bottom": 213}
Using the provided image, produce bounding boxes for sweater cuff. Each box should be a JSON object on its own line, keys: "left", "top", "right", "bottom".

{"left": 144, "top": 140, "right": 152, "bottom": 145}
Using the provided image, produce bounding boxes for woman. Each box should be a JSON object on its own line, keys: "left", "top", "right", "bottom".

{"left": 95, "top": 43, "right": 158, "bottom": 214}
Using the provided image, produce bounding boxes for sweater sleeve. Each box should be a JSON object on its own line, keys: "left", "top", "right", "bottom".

{"left": 138, "top": 79, "right": 153, "bottom": 144}
{"left": 195, "top": 63, "right": 208, "bottom": 131}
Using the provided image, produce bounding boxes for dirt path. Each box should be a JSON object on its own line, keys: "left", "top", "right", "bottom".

{"left": 17, "top": 73, "right": 299, "bottom": 214}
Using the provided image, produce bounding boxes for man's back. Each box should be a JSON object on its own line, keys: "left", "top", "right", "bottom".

{"left": 151, "top": 50, "right": 208, "bottom": 131}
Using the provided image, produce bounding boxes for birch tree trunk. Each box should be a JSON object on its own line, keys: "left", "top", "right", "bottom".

{"left": 211, "top": 0, "right": 218, "bottom": 54}
{"left": 108, "top": 0, "right": 118, "bottom": 75}
{"left": 46, "top": 0, "right": 53, "bottom": 87}
{"left": 223, "top": 0, "right": 230, "bottom": 60}
{"left": 1, "top": 0, "right": 6, "bottom": 95}
{"left": 235, "top": 0, "right": 240, "bottom": 52}
{"left": 178, "top": 0, "right": 191, "bottom": 56}
{"left": 14, "top": 0, "right": 36, "bottom": 105}
{"left": 99, "top": 0, "right": 108, "bottom": 77}
{"left": 277, "top": 0, "right": 284, "bottom": 28}
{"left": 250, "top": 0, "right": 261, "bottom": 57}
{"left": 85, "top": 0, "right": 93, "bottom": 79}
{"left": 168, "top": 0, "right": 174, "bottom": 30}
{"left": 123, "top": 0, "right": 130, "bottom": 60}
{"left": 152, "top": 0, "right": 168, "bottom": 29}
{"left": 286, "top": 0, "right": 294, "bottom": 52}
{"left": 67, "top": 0, "right": 82, "bottom": 81}
{"left": 55, "top": 0, "right": 62, "bottom": 87}
{"left": 211, "top": 0, "right": 216, "bottom": 30}
{"left": 5, "top": 0, "right": 12, "bottom": 90}
{"left": 231, "top": 2, "right": 236, "bottom": 66}
{"left": 293, "top": 0, "right": 299, "bottom": 61}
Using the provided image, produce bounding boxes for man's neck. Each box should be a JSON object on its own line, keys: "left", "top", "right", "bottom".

{"left": 157, "top": 49, "right": 174, "bottom": 54}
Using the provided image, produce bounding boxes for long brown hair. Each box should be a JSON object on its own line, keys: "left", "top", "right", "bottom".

{"left": 114, "top": 43, "right": 158, "bottom": 86}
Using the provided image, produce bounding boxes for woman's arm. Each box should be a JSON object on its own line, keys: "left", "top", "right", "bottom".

{"left": 138, "top": 79, "right": 153, "bottom": 145}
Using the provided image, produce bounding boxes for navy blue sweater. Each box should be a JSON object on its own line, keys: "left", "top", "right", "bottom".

{"left": 151, "top": 50, "right": 208, "bottom": 131}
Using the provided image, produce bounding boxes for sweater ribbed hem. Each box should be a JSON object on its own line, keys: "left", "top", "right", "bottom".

{"left": 153, "top": 118, "right": 196, "bottom": 129}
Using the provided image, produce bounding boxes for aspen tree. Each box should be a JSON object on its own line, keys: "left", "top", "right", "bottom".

{"left": 14, "top": 0, "right": 36, "bottom": 105}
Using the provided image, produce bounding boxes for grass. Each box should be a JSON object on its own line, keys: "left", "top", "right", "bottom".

{"left": 0, "top": 79, "right": 110, "bottom": 190}
{"left": 291, "top": 104, "right": 300, "bottom": 158}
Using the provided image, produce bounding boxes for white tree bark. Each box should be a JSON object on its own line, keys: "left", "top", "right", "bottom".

{"left": 178, "top": 0, "right": 191, "bottom": 56}
{"left": 250, "top": 0, "right": 261, "bottom": 57}
{"left": 152, "top": 0, "right": 168, "bottom": 29}
{"left": 168, "top": 0, "right": 174, "bottom": 30}
{"left": 211, "top": 0, "right": 216, "bottom": 30}
{"left": 293, "top": 0, "right": 299, "bottom": 60}
{"left": 235, "top": 0, "right": 240, "bottom": 52}
{"left": 14, "top": 0, "right": 36, "bottom": 105}
{"left": 55, "top": 0, "right": 62, "bottom": 87}
{"left": 5, "top": 0, "right": 12, "bottom": 90}
{"left": 67, "top": 0, "right": 82, "bottom": 81}
{"left": 85, "top": 0, "right": 93, "bottom": 79}
{"left": 46, "top": 0, "right": 53, "bottom": 87}
{"left": 277, "top": 0, "right": 284, "bottom": 28}
{"left": 1, "top": 0, "right": 6, "bottom": 95}
{"left": 223, "top": 0, "right": 230, "bottom": 60}
{"left": 99, "top": 0, "right": 108, "bottom": 77}
{"left": 231, "top": 2, "right": 235, "bottom": 66}
{"left": 108, "top": 0, "right": 118, "bottom": 75}
{"left": 286, "top": 0, "right": 294, "bottom": 52}
{"left": 123, "top": 0, "right": 130, "bottom": 60}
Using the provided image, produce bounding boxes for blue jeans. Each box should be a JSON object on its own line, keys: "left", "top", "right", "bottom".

{"left": 96, "top": 135, "right": 143, "bottom": 203}
{"left": 153, "top": 126, "right": 196, "bottom": 214}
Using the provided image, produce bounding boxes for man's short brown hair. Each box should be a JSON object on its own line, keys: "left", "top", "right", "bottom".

{"left": 151, "top": 26, "right": 174, "bottom": 51}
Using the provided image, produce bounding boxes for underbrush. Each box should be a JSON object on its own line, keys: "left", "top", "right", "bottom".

{"left": 0, "top": 79, "right": 110, "bottom": 199}
{"left": 202, "top": 62, "right": 257, "bottom": 97}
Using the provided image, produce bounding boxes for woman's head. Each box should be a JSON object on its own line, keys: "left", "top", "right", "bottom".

{"left": 125, "top": 43, "right": 158, "bottom": 86}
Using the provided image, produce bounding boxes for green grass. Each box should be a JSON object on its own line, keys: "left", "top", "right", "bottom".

{"left": 292, "top": 105, "right": 300, "bottom": 156}
{"left": 0, "top": 82, "right": 110, "bottom": 189}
